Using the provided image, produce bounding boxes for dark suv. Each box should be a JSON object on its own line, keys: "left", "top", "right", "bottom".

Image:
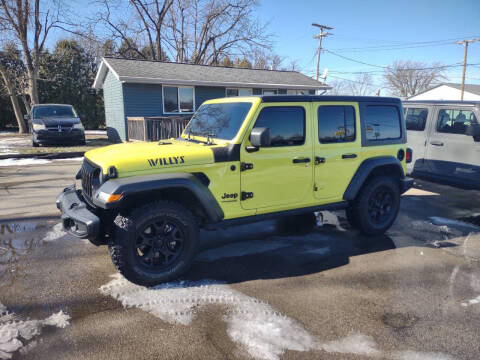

{"left": 27, "top": 104, "right": 85, "bottom": 147}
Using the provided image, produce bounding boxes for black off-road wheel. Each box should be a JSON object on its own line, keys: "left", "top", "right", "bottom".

{"left": 348, "top": 176, "right": 400, "bottom": 235}
{"left": 109, "top": 201, "right": 199, "bottom": 286}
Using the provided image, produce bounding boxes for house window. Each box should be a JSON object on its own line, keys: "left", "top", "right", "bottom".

{"left": 226, "top": 88, "right": 253, "bottom": 97}
{"left": 163, "top": 86, "right": 194, "bottom": 113}
{"left": 287, "top": 89, "right": 310, "bottom": 95}
{"left": 263, "top": 89, "right": 277, "bottom": 95}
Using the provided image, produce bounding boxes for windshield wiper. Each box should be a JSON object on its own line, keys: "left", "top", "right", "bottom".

{"left": 205, "top": 133, "right": 216, "bottom": 145}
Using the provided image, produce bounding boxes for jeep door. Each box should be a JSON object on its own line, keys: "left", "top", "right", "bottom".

{"left": 425, "top": 106, "right": 480, "bottom": 186}
{"left": 313, "top": 102, "right": 362, "bottom": 201}
{"left": 240, "top": 103, "right": 313, "bottom": 211}
{"left": 405, "top": 105, "right": 432, "bottom": 175}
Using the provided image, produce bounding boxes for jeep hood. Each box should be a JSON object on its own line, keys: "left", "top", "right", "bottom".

{"left": 85, "top": 139, "right": 216, "bottom": 175}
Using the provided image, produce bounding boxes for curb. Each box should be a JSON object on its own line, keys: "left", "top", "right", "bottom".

{"left": 0, "top": 151, "right": 85, "bottom": 160}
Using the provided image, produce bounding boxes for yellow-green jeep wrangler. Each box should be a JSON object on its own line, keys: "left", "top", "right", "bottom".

{"left": 56, "top": 95, "right": 413, "bottom": 285}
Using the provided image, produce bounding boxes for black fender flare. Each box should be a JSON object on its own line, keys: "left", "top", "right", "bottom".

{"left": 343, "top": 156, "right": 405, "bottom": 201}
{"left": 92, "top": 172, "right": 224, "bottom": 223}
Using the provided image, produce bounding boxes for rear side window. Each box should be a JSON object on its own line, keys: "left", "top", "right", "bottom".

{"left": 405, "top": 107, "right": 428, "bottom": 131}
{"left": 318, "top": 105, "right": 355, "bottom": 143}
{"left": 365, "top": 105, "right": 401, "bottom": 141}
{"left": 437, "top": 108, "right": 478, "bottom": 134}
{"left": 254, "top": 106, "right": 305, "bottom": 146}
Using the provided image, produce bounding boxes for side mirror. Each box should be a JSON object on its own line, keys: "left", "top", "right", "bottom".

{"left": 465, "top": 123, "right": 480, "bottom": 138}
{"left": 249, "top": 127, "right": 271, "bottom": 148}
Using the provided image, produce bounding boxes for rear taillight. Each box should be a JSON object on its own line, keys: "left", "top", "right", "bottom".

{"left": 406, "top": 148, "right": 412, "bottom": 163}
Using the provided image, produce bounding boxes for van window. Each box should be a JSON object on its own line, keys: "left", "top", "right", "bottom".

{"left": 437, "top": 109, "right": 478, "bottom": 134}
{"left": 365, "top": 105, "right": 401, "bottom": 140}
{"left": 254, "top": 106, "right": 305, "bottom": 146}
{"left": 405, "top": 108, "right": 428, "bottom": 131}
{"left": 318, "top": 105, "right": 355, "bottom": 143}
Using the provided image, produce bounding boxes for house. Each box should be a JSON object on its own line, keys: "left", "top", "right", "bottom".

{"left": 408, "top": 83, "right": 480, "bottom": 101}
{"left": 93, "top": 57, "right": 330, "bottom": 142}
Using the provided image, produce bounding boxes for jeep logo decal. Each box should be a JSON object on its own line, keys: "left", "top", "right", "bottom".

{"left": 221, "top": 192, "right": 238, "bottom": 201}
{"left": 148, "top": 156, "right": 185, "bottom": 167}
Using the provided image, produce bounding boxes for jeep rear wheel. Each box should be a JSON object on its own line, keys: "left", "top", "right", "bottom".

{"left": 109, "top": 201, "right": 199, "bottom": 286}
{"left": 348, "top": 176, "right": 400, "bottom": 235}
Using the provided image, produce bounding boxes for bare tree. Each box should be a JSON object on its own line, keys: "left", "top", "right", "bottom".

{"left": 0, "top": 0, "right": 68, "bottom": 107}
{"left": 0, "top": 43, "right": 27, "bottom": 132}
{"left": 384, "top": 60, "right": 446, "bottom": 98}
{"left": 348, "top": 73, "right": 374, "bottom": 96}
{"left": 327, "top": 78, "right": 349, "bottom": 95}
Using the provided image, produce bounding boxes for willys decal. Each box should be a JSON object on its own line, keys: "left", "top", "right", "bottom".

{"left": 148, "top": 156, "right": 185, "bottom": 167}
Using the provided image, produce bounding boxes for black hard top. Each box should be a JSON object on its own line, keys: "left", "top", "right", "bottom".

{"left": 403, "top": 100, "right": 480, "bottom": 106}
{"left": 260, "top": 95, "right": 401, "bottom": 103}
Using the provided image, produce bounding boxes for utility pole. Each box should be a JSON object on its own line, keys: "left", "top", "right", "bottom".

{"left": 312, "top": 23, "right": 333, "bottom": 81}
{"left": 456, "top": 38, "right": 480, "bottom": 100}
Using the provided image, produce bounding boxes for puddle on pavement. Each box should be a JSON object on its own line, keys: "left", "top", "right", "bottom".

{"left": 458, "top": 214, "right": 480, "bottom": 227}
{"left": 0, "top": 220, "right": 56, "bottom": 285}
{"left": 382, "top": 312, "right": 419, "bottom": 330}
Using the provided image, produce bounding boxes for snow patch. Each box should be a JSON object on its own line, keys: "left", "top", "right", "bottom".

{"left": 85, "top": 130, "right": 106, "bottom": 135}
{"left": 196, "top": 240, "right": 290, "bottom": 262}
{"left": 0, "top": 158, "right": 51, "bottom": 167}
{"left": 319, "top": 332, "right": 381, "bottom": 357}
{"left": 53, "top": 157, "right": 84, "bottom": 162}
{"left": 42, "top": 223, "right": 66, "bottom": 242}
{"left": 100, "top": 274, "right": 316, "bottom": 360}
{"left": 0, "top": 301, "right": 70, "bottom": 359}
{"left": 392, "top": 350, "right": 456, "bottom": 360}
{"left": 461, "top": 295, "right": 480, "bottom": 307}
{"left": 430, "top": 216, "right": 480, "bottom": 232}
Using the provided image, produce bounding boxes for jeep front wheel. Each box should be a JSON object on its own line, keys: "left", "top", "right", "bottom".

{"left": 348, "top": 176, "right": 400, "bottom": 235}
{"left": 109, "top": 201, "right": 199, "bottom": 286}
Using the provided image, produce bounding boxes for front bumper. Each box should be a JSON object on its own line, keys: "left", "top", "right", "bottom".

{"left": 400, "top": 177, "right": 414, "bottom": 194}
{"left": 35, "top": 130, "right": 84, "bottom": 144}
{"left": 56, "top": 185, "right": 100, "bottom": 239}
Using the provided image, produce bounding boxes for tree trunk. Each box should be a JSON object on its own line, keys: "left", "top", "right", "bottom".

{"left": 0, "top": 66, "right": 27, "bottom": 133}
{"left": 10, "top": 94, "right": 27, "bottom": 133}
{"left": 27, "top": 71, "right": 39, "bottom": 105}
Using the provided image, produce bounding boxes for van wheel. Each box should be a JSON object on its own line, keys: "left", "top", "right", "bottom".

{"left": 109, "top": 201, "right": 199, "bottom": 286}
{"left": 349, "top": 176, "right": 400, "bottom": 235}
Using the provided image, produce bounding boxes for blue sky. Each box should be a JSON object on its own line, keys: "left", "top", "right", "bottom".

{"left": 257, "top": 0, "right": 480, "bottom": 88}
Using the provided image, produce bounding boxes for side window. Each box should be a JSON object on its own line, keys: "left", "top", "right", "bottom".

{"left": 405, "top": 107, "right": 428, "bottom": 131}
{"left": 365, "top": 105, "right": 401, "bottom": 141}
{"left": 437, "top": 108, "right": 478, "bottom": 134}
{"left": 318, "top": 105, "right": 355, "bottom": 143}
{"left": 254, "top": 106, "right": 305, "bottom": 146}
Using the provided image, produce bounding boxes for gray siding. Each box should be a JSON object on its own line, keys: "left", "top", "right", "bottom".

{"left": 123, "top": 83, "right": 164, "bottom": 117}
{"left": 103, "top": 70, "right": 125, "bottom": 142}
{"left": 195, "top": 86, "right": 226, "bottom": 109}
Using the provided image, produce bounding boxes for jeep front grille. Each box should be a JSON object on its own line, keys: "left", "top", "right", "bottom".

{"left": 81, "top": 159, "right": 100, "bottom": 200}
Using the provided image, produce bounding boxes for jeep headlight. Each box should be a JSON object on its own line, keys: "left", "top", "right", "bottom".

{"left": 73, "top": 123, "right": 84, "bottom": 131}
{"left": 32, "top": 123, "right": 46, "bottom": 131}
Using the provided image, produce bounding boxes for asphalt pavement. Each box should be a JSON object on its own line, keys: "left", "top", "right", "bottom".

{"left": 1, "top": 161, "right": 480, "bottom": 360}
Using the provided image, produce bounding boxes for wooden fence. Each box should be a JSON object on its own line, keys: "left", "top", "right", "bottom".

{"left": 127, "top": 116, "right": 191, "bottom": 141}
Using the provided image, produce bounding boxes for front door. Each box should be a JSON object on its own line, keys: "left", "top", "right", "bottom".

{"left": 313, "top": 102, "right": 362, "bottom": 200}
{"left": 426, "top": 106, "right": 480, "bottom": 185}
{"left": 240, "top": 103, "right": 313, "bottom": 211}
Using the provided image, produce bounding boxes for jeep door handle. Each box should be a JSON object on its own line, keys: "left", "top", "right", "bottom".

{"left": 315, "top": 156, "right": 326, "bottom": 164}
{"left": 430, "top": 141, "right": 444, "bottom": 146}
{"left": 342, "top": 153, "right": 357, "bottom": 159}
{"left": 292, "top": 157, "right": 311, "bottom": 163}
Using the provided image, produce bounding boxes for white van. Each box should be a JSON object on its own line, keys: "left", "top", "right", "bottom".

{"left": 404, "top": 101, "right": 480, "bottom": 189}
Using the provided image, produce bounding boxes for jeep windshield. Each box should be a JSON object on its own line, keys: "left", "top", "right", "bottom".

{"left": 184, "top": 102, "right": 252, "bottom": 140}
{"left": 34, "top": 105, "right": 78, "bottom": 119}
